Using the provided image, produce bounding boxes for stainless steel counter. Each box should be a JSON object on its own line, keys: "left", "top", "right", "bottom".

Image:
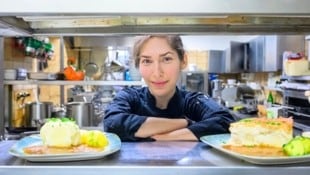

{"left": 0, "top": 140, "right": 310, "bottom": 175}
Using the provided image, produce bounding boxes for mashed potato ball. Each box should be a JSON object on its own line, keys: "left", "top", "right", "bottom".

{"left": 40, "top": 118, "right": 81, "bottom": 147}
{"left": 80, "top": 130, "right": 109, "bottom": 148}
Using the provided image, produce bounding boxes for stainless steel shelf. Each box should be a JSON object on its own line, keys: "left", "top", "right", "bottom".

{"left": 263, "top": 86, "right": 283, "bottom": 92}
{"left": 283, "top": 89, "right": 308, "bottom": 100}
{"left": 281, "top": 75, "right": 310, "bottom": 81}
{"left": 3, "top": 80, "right": 145, "bottom": 86}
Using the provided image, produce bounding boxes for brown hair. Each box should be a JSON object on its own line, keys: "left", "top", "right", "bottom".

{"left": 132, "top": 35, "right": 185, "bottom": 68}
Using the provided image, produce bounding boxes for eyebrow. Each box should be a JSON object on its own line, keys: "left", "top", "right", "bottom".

{"left": 140, "top": 51, "right": 174, "bottom": 58}
{"left": 159, "top": 51, "right": 174, "bottom": 57}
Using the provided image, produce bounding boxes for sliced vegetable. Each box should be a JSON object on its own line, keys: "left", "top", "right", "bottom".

{"left": 283, "top": 136, "right": 310, "bottom": 156}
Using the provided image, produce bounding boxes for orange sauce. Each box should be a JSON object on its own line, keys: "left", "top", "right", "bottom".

{"left": 23, "top": 145, "right": 104, "bottom": 155}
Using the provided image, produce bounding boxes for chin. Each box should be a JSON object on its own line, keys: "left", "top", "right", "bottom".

{"left": 150, "top": 89, "right": 168, "bottom": 97}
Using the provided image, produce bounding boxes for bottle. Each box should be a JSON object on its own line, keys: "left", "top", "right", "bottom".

{"left": 267, "top": 91, "right": 274, "bottom": 107}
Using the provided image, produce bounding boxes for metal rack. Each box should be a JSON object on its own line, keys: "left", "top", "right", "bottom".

{"left": 0, "top": 35, "right": 144, "bottom": 140}
{"left": 3, "top": 80, "right": 145, "bottom": 86}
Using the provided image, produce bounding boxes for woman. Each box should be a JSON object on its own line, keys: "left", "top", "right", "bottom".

{"left": 103, "top": 35, "right": 235, "bottom": 141}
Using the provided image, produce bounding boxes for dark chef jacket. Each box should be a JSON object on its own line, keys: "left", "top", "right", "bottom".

{"left": 103, "top": 86, "right": 235, "bottom": 141}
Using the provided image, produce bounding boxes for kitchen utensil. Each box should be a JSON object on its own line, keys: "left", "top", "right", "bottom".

{"left": 84, "top": 50, "right": 98, "bottom": 77}
{"left": 28, "top": 72, "right": 57, "bottom": 80}
{"left": 65, "top": 102, "right": 95, "bottom": 127}
{"left": 24, "top": 101, "right": 53, "bottom": 127}
{"left": 51, "top": 104, "right": 67, "bottom": 118}
{"left": 211, "top": 79, "right": 224, "bottom": 98}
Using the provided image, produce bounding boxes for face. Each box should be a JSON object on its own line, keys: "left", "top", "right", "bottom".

{"left": 138, "top": 37, "right": 187, "bottom": 98}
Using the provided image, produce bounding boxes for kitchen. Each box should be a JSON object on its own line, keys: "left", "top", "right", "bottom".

{"left": 1, "top": 0, "right": 310, "bottom": 174}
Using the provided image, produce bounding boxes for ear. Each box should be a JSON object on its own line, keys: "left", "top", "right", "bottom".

{"left": 181, "top": 53, "right": 188, "bottom": 70}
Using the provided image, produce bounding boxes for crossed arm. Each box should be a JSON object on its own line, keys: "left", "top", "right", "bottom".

{"left": 134, "top": 117, "right": 197, "bottom": 141}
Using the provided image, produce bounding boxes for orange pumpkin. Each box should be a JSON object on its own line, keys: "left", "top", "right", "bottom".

{"left": 75, "top": 71, "right": 85, "bottom": 80}
{"left": 64, "top": 66, "right": 85, "bottom": 81}
{"left": 64, "top": 66, "right": 76, "bottom": 80}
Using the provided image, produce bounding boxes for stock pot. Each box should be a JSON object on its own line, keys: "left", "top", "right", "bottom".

{"left": 65, "top": 102, "right": 94, "bottom": 127}
{"left": 24, "top": 101, "right": 53, "bottom": 127}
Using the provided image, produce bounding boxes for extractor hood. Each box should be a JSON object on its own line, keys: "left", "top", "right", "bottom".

{"left": 1, "top": 0, "right": 310, "bottom": 36}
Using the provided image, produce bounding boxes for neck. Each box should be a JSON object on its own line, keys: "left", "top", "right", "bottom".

{"left": 154, "top": 88, "right": 176, "bottom": 109}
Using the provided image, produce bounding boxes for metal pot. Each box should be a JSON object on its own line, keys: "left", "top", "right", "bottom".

{"left": 24, "top": 101, "right": 53, "bottom": 127}
{"left": 65, "top": 102, "right": 94, "bottom": 127}
{"left": 51, "top": 105, "right": 67, "bottom": 118}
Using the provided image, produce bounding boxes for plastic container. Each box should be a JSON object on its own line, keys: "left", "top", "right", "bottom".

{"left": 16, "top": 68, "right": 27, "bottom": 80}
{"left": 4, "top": 69, "right": 17, "bottom": 80}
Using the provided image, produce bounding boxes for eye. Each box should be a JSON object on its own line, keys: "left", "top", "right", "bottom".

{"left": 140, "top": 58, "right": 153, "bottom": 66}
{"left": 162, "top": 56, "right": 173, "bottom": 63}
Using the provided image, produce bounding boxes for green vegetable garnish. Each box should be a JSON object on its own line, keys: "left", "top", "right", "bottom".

{"left": 240, "top": 118, "right": 253, "bottom": 122}
{"left": 60, "top": 117, "right": 75, "bottom": 122}
{"left": 46, "top": 117, "right": 75, "bottom": 123}
{"left": 283, "top": 136, "right": 310, "bottom": 156}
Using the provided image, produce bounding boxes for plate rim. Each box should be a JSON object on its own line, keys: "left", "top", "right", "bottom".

{"left": 9, "top": 132, "right": 121, "bottom": 162}
{"left": 200, "top": 133, "right": 310, "bottom": 165}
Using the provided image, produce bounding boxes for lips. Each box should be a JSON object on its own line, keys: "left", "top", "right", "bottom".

{"left": 152, "top": 80, "right": 168, "bottom": 88}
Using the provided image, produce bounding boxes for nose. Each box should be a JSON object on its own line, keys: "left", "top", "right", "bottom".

{"left": 152, "top": 61, "right": 163, "bottom": 77}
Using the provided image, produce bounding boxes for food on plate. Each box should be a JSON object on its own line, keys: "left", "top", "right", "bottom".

{"left": 23, "top": 118, "right": 109, "bottom": 155}
{"left": 80, "top": 129, "right": 109, "bottom": 148}
{"left": 226, "top": 117, "right": 293, "bottom": 148}
{"left": 283, "top": 136, "right": 310, "bottom": 156}
{"left": 23, "top": 143, "right": 104, "bottom": 154}
{"left": 302, "top": 131, "right": 310, "bottom": 138}
{"left": 40, "top": 117, "right": 81, "bottom": 147}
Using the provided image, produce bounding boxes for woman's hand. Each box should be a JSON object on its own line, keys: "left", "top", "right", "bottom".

{"left": 151, "top": 128, "right": 197, "bottom": 141}
{"left": 134, "top": 117, "right": 188, "bottom": 138}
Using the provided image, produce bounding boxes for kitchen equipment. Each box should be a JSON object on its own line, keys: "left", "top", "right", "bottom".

{"left": 221, "top": 84, "right": 255, "bottom": 108}
{"left": 227, "top": 79, "right": 236, "bottom": 86}
{"left": 51, "top": 104, "right": 66, "bottom": 118}
{"left": 179, "top": 71, "right": 208, "bottom": 95}
{"left": 211, "top": 79, "right": 224, "bottom": 98}
{"left": 100, "top": 50, "right": 125, "bottom": 81}
{"left": 66, "top": 102, "right": 95, "bottom": 127}
{"left": 4, "top": 69, "right": 17, "bottom": 80}
{"left": 16, "top": 68, "right": 27, "bottom": 80}
{"left": 128, "top": 60, "right": 141, "bottom": 81}
{"left": 221, "top": 86, "right": 240, "bottom": 107}
{"left": 85, "top": 62, "right": 98, "bottom": 77}
{"left": 282, "top": 85, "right": 310, "bottom": 133}
{"left": 28, "top": 72, "right": 57, "bottom": 80}
{"left": 72, "top": 92, "right": 96, "bottom": 103}
{"left": 249, "top": 36, "right": 305, "bottom": 72}
{"left": 207, "top": 50, "right": 226, "bottom": 73}
{"left": 84, "top": 50, "right": 98, "bottom": 78}
{"left": 24, "top": 101, "right": 53, "bottom": 127}
{"left": 266, "top": 106, "right": 282, "bottom": 119}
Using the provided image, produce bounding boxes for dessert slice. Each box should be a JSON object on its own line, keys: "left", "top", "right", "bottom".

{"left": 226, "top": 117, "right": 293, "bottom": 148}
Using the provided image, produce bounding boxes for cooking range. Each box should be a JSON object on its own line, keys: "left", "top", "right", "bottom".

{"left": 281, "top": 81, "right": 310, "bottom": 132}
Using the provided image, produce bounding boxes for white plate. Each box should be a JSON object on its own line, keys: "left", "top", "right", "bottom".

{"left": 200, "top": 134, "right": 310, "bottom": 165}
{"left": 9, "top": 132, "right": 121, "bottom": 162}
